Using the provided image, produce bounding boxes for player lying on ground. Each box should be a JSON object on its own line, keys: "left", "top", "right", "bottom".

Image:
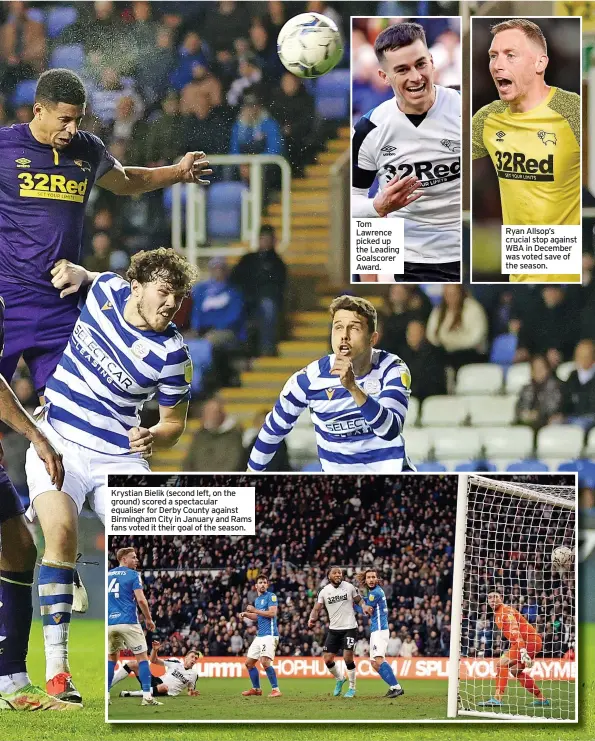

{"left": 352, "top": 22, "right": 461, "bottom": 283}
{"left": 309, "top": 567, "right": 373, "bottom": 698}
{"left": 115, "top": 641, "right": 200, "bottom": 700}
{"left": 472, "top": 18, "right": 580, "bottom": 283}
{"left": 107, "top": 548, "right": 161, "bottom": 707}
{"left": 0, "top": 299, "right": 77, "bottom": 711}
{"left": 0, "top": 68, "right": 211, "bottom": 401}
{"left": 26, "top": 248, "right": 195, "bottom": 704}
{"left": 248, "top": 295, "right": 413, "bottom": 473}
{"left": 478, "top": 590, "right": 549, "bottom": 707}
{"left": 354, "top": 569, "right": 404, "bottom": 698}
{"left": 239, "top": 574, "right": 281, "bottom": 697}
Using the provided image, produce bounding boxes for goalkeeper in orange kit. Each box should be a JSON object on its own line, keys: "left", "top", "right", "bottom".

{"left": 479, "top": 591, "right": 550, "bottom": 707}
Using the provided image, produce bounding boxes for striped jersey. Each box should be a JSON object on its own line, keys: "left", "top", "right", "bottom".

{"left": 362, "top": 586, "right": 389, "bottom": 632}
{"left": 248, "top": 349, "right": 412, "bottom": 473}
{"left": 254, "top": 591, "right": 279, "bottom": 637}
{"left": 44, "top": 273, "right": 192, "bottom": 455}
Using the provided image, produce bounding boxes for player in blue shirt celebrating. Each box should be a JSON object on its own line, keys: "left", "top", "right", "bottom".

{"left": 239, "top": 574, "right": 281, "bottom": 698}
{"left": 356, "top": 570, "right": 404, "bottom": 698}
{"left": 107, "top": 547, "right": 161, "bottom": 707}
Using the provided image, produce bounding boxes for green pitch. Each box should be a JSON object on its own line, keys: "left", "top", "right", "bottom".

{"left": 3, "top": 621, "right": 594, "bottom": 741}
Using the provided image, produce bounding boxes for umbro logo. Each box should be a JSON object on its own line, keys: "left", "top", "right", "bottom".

{"left": 380, "top": 145, "right": 397, "bottom": 155}
{"left": 496, "top": 131, "right": 506, "bottom": 142}
{"left": 102, "top": 301, "right": 113, "bottom": 311}
{"left": 440, "top": 139, "right": 460, "bottom": 153}
{"left": 537, "top": 130, "right": 557, "bottom": 146}
{"left": 15, "top": 157, "right": 31, "bottom": 168}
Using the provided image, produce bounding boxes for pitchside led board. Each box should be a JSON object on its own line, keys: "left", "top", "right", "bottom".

{"left": 471, "top": 16, "right": 582, "bottom": 284}
{"left": 350, "top": 16, "right": 462, "bottom": 284}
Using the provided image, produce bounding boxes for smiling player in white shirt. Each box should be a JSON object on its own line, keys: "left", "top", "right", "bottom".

{"left": 352, "top": 22, "right": 461, "bottom": 282}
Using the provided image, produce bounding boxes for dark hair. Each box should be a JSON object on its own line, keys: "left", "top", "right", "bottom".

{"left": 260, "top": 224, "right": 275, "bottom": 238}
{"left": 356, "top": 569, "right": 377, "bottom": 588}
{"left": 256, "top": 574, "right": 269, "bottom": 583}
{"left": 126, "top": 248, "right": 198, "bottom": 296}
{"left": 374, "top": 22, "right": 427, "bottom": 62}
{"left": 35, "top": 68, "right": 87, "bottom": 107}
{"left": 327, "top": 565, "right": 342, "bottom": 579}
{"left": 329, "top": 295, "right": 377, "bottom": 334}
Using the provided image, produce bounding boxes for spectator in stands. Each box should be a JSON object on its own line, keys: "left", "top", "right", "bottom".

{"left": 381, "top": 284, "right": 433, "bottom": 356}
{"left": 561, "top": 339, "right": 595, "bottom": 430}
{"left": 201, "top": 1, "right": 251, "bottom": 59}
{"left": 227, "top": 54, "right": 263, "bottom": 107}
{"left": 398, "top": 634, "right": 418, "bottom": 658}
{"left": 183, "top": 93, "right": 231, "bottom": 156}
{"left": 143, "top": 91, "right": 186, "bottom": 166}
{"left": 426, "top": 285, "right": 488, "bottom": 371}
{"left": 515, "top": 354, "right": 563, "bottom": 430}
{"left": 135, "top": 25, "right": 176, "bottom": 104}
{"left": 515, "top": 286, "right": 578, "bottom": 369}
{"left": 169, "top": 30, "right": 210, "bottom": 92}
{"left": 242, "top": 409, "right": 292, "bottom": 472}
{"left": 249, "top": 18, "right": 282, "bottom": 79}
{"left": 91, "top": 66, "right": 143, "bottom": 123}
{"left": 387, "top": 630, "right": 402, "bottom": 657}
{"left": 83, "top": 231, "right": 113, "bottom": 274}
{"left": 180, "top": 62, "right": 222, "bottom": 114}
{"left": 109, "top": 95, "right": 143, "bottom": 145}
{"left": 190, "top": 257, "right": 245, "bottom": 346}
{"left": 0, "top": 0, "right": 46, "bottom": 92}
{"left": 271, "top": 73, "right": 317, "bottom": 177}
{"left": 183, "top": 397, "right": 244, "bottom": 472}
{"left": 230, "top": 224, "right": 287, "bottom": 356}
{"left": 399, "top": 320, "right": 447, "bottom": 402}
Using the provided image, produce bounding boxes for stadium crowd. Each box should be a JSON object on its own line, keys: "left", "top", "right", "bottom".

{"left": 109, "top": 474, "right": 456, "bottom": 657}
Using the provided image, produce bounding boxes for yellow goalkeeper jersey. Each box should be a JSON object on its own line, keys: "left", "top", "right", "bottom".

{"left": 472, "top": 86, "right": 580, "bottom": 283}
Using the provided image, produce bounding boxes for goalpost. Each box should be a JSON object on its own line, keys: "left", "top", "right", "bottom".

{"left": 448, "top": 475, "right": 577, "bottom": 721}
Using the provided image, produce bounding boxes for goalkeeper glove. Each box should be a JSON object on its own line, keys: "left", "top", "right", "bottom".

{"left": 520, "top": 648, "right": 533, "bottom": 668}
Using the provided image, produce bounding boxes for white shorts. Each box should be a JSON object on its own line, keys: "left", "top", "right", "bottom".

{"left": 370, "top": 629, "right": 390, "bottom": 659}
{"left": 108, "top": 623, "right": 147, "bottom": 655}
{"left": 247, "top": 635, "right": 279, "bottom": 661}
{"left": 25, "top": 417, "right": 150, "bottom": 524}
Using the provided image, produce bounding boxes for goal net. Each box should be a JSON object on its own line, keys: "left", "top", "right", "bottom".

{"left": 448, "top": 475, "right": 577, "bottom": 721}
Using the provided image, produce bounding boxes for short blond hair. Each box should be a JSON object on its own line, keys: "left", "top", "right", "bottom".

{"left": 329, "top": 295, "right": 377, "bottom": 334}
{"left": 117, "top": 547, "right": 136, "bottom": 563}
{"left": 491, "top": 18, "right": 547, "bottom": 54}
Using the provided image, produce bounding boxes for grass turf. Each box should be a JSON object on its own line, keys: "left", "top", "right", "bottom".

{"left": 2, "top": 620, "right": 593, "bottom": 740}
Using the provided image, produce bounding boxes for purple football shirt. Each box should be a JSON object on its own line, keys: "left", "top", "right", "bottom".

{"left": 0, "top": 123, "right": 115, "bottom": 293}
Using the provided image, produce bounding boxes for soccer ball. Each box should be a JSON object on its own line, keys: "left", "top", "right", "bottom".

{"left": 277, "top": 13, "right": 343, "bottom": 78}
{"left": 552, "top": 545, "right": 574, "bottom": 572}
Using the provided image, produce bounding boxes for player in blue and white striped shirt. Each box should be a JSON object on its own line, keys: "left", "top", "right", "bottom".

{"left": 355, "top": 569, "right": 404, "bottom": 698}
{"left": 248, "top": 295, "right": 413, "bottom": 472}
{"left": 24, "top": 248, "right": 195, "bottom": 704}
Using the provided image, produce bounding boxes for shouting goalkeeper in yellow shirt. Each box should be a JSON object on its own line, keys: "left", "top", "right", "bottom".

{"left": 472, "top": 18, "right": 580, "bottom": 283}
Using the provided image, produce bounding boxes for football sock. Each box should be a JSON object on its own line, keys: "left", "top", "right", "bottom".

{"left": 346, "top": 661, "right": 356, "bottom": 690}
{"left": 265, "top": 665, "right": 278, "bottom": 690}
{"left": 111, "top": 664, "right": 131, "bottom": 687}
{"left": 248, "top": 666, "right": 260, "bottom": 689}
{"left": 138, "top": 660, "right": 152, "bottom": 693}
{"left": 0, "top": 569, "right": 34, "bottom": 689}
{"left": 326, "top": 661, "right": 344, "bottom": 681}
{"left": 107, "top": 660, "right": 116, "bottom": 690}
{"left": 126, "top": 690, "right": 144, "bottom": 697}
{"left": 517, "top": 673, "right": 543, "bottom": 698}
{"left": 495, "top": 665, "right": 510, "bottom": 698}
{"left": 378, "top": 661, "right": 400, "bottom": 688}
{"left": 39, "top": 560, "right": 75, "bottom": 681}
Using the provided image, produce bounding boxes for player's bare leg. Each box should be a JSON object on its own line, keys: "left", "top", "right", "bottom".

{"left": 323, "top": 651, "right": 346, "bottom": 696}
{"left": 260, "top": 656, "right": 281, "bottom": 697}
{"left": 0, "top": 513, "right": 79, "bottom": 710}
{"left": 33, "top": 490, "right": 81, "bottom": 703}
{"left": 242, "top": 657, "right": 262, "bottom": 696}
{"left": 371, "top": 656, "right": 404, "bottom": 698}
{"left": 343, "top": 649, "right": 357, "bottom": 698}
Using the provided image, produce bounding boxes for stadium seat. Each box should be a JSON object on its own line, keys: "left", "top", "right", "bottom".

{"left": 301, "top": 461, "right": 323, "bottom": 472}
{"left": 536, "top": 424, "right": 585, "bottom": 468}
{"left": 504, "top": 362, "right": 531, "bottom": 394}
{"left": 506, "top": 459, "right": 549, "bottom": 472}
{"left": 46, "top": 5, "right": 78, "bottom": 38}
{"left": 558, "top": 459, "right": 595, "bottom": 487}
{"left": 26, "top": 7, "right": 44, "bottom": 22}
{"left": 420, "top": 395, "right": 466, "bottom": 427}
{"left": 49, "top": 44, "right": 85, "bottom": 72}
{"left": 466, "top": 395, "right": 516, "bottom": 426}
{"left": 455, "top": 461, "right": 497, "bottom": 472}
{"left": 207, "top": 182, "right": 248, "bottom": 240}
{"left": 431, "top": 428, "right": 482, "bottom": 468}
{"left": 12, "top": 79, "right": 37, "bottom": 106}
{"left": 490, "top": 334, "right": 518, "bottom": 368}
{"left": 185, "top": 338, "right": 213, "bottom": 395}
{"left": 403, "top": 428, "right": 432, "bottom": 462}
{"left": 314, "top": 69, "right": 350, "bottom": 119}
{"left": 585, "top": 427, "right": 595, "bottom": 458}
{"left": 415, "top": 462, "right": 447, "bottom": 472}
{"left": 481, "top": 425, "right": 534, "bottom": 465}
{"left": 556, "top": 361, "right": 576, "bottom": 382}
{"left": 455, "top": 364, "right": 503, "bottom": 395}
{"left": 404, "top": 396, "right": 419, "bottom": 427}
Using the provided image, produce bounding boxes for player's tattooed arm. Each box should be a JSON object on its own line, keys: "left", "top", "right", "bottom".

{"left": 96, "top": 152, "right": 213, "bottom": 196}
{"left": 308, "top": 601, "right": 322, "bottom": 628}
{"left": 0, "top": 375, "right": 64, "bottom": 488}
{"left": 353, "top": 593, "right": 373, "bottom": 616}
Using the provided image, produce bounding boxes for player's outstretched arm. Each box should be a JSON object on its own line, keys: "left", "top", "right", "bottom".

{"left": 308, "top": 601, "right": 322, "bottom": 629}
{"left": 353, "top": 593, "right": 373, "bottom": 616}
{"left": 0, "top": 375, "right": 64, "bottom": 488}
{"left": 150, "top": 640, "right": 165, "bottom": 666}
{"left": 96, "top": 153, "right": 212, "bottom": 196}
{"left": 248, "top": 370, "right": 309, "bottom": 471}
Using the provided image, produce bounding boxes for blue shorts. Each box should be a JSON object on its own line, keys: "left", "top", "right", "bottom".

{"left": 0, "top": 465, "right": 25, "bottom": 522}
